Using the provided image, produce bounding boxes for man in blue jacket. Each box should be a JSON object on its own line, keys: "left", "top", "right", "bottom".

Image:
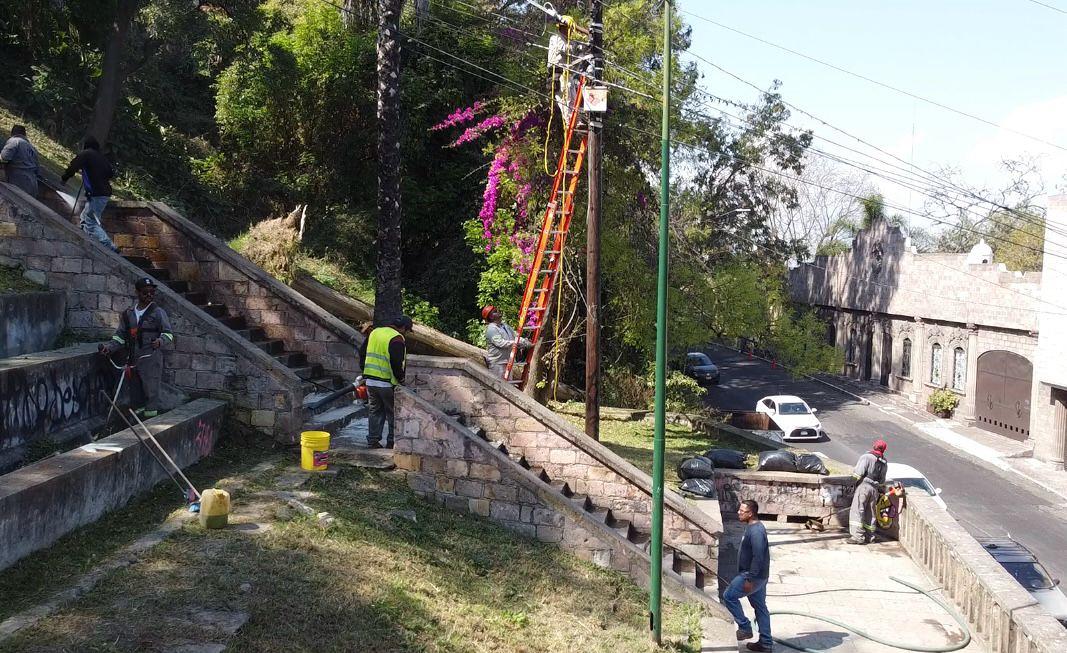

{"left": 724, "top": 499, "right": 773, "bottom": 651}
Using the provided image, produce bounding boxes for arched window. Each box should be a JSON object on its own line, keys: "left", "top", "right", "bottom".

{"left": 901, "top": 338, "right": 912, "bottom": 378}
{"left": 846, "top": 329, "right": 857, "bottom": 362}
{"left": 952, "top": 347, "right": 966, "bottom": 391}
{"left": 931, "top": 343, "right": 943, "bottom": 385}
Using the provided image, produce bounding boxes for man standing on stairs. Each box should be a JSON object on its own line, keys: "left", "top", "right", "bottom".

{"left": 100, "top": 277, "right": 174, "bottom": 418}
{"left": 358, "top": 315, "right": 414, "bottom": 449}
{"left": 846, "top": 439, "right": 889, "bottom": 545}
{"left": 1, "top": 125, "right": 40, "bottom": 198}
{"left": 482, "top": 305, "right": 531, "bottom": 380}
{"left": 723, "top": 499, "right": 773, "bottom": 652}
{"left": 61, "top": 136, "right": 119, "bottom": 253}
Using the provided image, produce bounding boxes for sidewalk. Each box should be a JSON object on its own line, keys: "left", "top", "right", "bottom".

{"left": 815, "top": 374, "right": 1067, "bottom": 504}
{"left": 702, "top": 523, "right": 983, "bottom": 653}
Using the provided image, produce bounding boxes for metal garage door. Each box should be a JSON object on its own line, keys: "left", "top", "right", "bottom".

{"left": 975, "top": 351, "right": 1032, "bottom": 441}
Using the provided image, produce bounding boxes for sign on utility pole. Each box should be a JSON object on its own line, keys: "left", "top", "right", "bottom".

{"left": 585, "top": 0, "right": 606, "bottom": 442}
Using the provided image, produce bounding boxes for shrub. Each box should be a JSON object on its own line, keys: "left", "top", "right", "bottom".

{"left": 602, "top": 366, "right": 653, "bottom": 410}
{"left": 928, "top": 389, "right": 960, "bottom": 415}
{"left": 658, "top": 371, "right": 707, "bottom": 414}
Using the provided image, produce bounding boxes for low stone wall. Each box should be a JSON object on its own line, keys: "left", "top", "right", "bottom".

{"left": 0, "top": 291, "right": 65, "bottom": 358}
{"left": 104, "top": 202, "right": 363, "bottom": 381}
{"left": 0, "top": 186, "right": 304, "bottom": 439}
{"left": 0, "top": 397, "right": 226, "bottom": 571}
{"left": 403, "top": 356, "right": 722, "bottom": 566}
{"left": 0, "top": 343, "right": 109, "bottom": 472}
{"left": 713, "top": 470, "right": 854, "bottom": 526}
{"left": 393, "top": 388, "right": 726, "bottom": 612}
{"left": 899, "top": 495, "right": 1067, "bottom": 653}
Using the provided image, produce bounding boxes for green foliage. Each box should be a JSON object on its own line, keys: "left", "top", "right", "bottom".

{"left": 928, "top": 388, "right": 960, "bottom": 414}
{"left": 656, "top": 371, "right": 707, "bottom": 414}
{"left": 770, "top": 310, "right": 843, "bottom": 377}
{"left": 602, "top": 366, "right": 653, "bottom": 410}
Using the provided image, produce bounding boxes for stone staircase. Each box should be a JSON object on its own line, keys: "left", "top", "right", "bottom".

{"left": 455, "top": 414, "right": 715, "bottom": 602}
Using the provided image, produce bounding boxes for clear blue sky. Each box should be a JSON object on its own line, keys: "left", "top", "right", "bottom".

{"left": 678, "top": 0, "right": 1067, "bottom": 222}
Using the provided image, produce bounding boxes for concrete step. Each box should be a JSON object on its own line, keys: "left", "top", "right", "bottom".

{"left": 303, "top": 403, "right": 368, "bottom": 434}
{"left": 290, "top": 364, "right": 324, "bottom": 380}
{"left": 183, "top": 291, "right": 208, "bottom": 305}
{"left": 123, "top": 255, "right": 152, "bottom": 269}
{"left": 301, "top": 376, "right": 347, "bottom": 397}
{"left": 253, "top": 339, "right": 284, "bottom": 354}
{"left": 199, "top": 303, "right": 227, "bottom": 318}
{"left": 145, "top": 267, "right": 171, "bottom": 281}
{"left": 167, "top": 279, "right": 190, "bottom": 294}
{"left": 235, "top": 327, "right": 267, "bottom": 342}
{"left": 275, "top": 351, "right": 308, "bottom": 367}
{"left": 220, "top": 315, "right": 247, "bottom": 330}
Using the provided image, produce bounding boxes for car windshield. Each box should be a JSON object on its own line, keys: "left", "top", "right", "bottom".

{"left": 688, "top": 354, "right": 712, "bottom": 366}
{"left": 892, "top": 476, "right": 937, "bottom": 496}
{"left": 1001, "top": 562, "right": 1056, "bottom": 590}
{"left": 778, "top": 402, "right": 809, "bottom": 415}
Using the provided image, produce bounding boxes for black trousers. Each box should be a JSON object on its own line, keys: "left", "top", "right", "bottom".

{"left": 367, "top": 385, "right": 395, "bottom": 446}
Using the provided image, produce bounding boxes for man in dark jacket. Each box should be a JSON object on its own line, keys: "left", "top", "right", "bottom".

{"left": 358, "top": 315, "right": 414, "bottom": 449}
{"left": 61, "top": 136, "right": 118, "bottom": 252}
{"left": 100, "top": 277, "right": 174, "bottom": 418}
{"left": 0, "top": 125, "right": 40, "bottom": 197}
{"left": 723, "top": 499, "right": 773, "bottom": 652}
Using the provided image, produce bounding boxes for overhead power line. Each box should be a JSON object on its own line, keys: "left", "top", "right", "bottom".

{"left": 1025, "top": 0, "right": 1067, "bottom": 15}
{"left": 676, "top": 7, "right": 1067, "bottom": 153}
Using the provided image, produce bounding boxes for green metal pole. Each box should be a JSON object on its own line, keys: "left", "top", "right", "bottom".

{"left": 649, "top": 0, "right": 671, "bottom": 645}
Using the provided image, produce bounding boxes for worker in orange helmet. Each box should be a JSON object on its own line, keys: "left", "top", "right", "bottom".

{"left": 482, "top": 305, "right": 531, "bottom": 380}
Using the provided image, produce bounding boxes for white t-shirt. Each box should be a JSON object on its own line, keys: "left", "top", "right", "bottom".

{"left": 134, "top": 305, "right": 148, "bottom": 324}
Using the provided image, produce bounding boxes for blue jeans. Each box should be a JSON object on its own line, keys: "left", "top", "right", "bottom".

{"left": 723, "top": 574, "right": 772, "bottom": 646}
{"left": 80, "top": 195, "right": 118, "bottom": 252}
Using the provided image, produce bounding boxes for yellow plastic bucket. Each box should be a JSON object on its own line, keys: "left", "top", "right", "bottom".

{"left": 300, "top": 430, "right": 331, "bottom": 471}
{"left": 199, "top": 488, "right": 230, "bottom": 529}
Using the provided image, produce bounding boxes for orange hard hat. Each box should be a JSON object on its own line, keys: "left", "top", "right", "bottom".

{"left": 481, "top": 305, "right": 496, "bottom": 321}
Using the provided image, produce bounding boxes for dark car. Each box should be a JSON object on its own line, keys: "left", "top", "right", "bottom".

{"left": 978, "top": 538, "right": 1067, "bottom": 627}
{"left": 683, "top": 352, "right": 720, "bottom": 386}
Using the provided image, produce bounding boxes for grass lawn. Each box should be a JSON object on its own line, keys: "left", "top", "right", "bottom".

{"left": 0, "top": 434, "right": 703, "bottom": 652}
{"left": 0, "top": 266, "right": 46, "bottom": 294}
{"left": 566, "top": 416, "right": 764, "bottom": 488}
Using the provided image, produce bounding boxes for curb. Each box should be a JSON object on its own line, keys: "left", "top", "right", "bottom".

{"left": 708, "top": 342, "right": 870, "bottom": 406}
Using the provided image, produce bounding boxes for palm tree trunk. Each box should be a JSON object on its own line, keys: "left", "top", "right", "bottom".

{"left": 374, "top": 0, "right": 404, "bottom": 324}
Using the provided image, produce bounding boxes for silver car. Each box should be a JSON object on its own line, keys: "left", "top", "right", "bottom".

{"left": 978, "top": 538, "right": 1067, "bottom": 628}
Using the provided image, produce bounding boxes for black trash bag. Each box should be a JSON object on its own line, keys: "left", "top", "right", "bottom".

{"left": 795, "top": 453, "right": 829, "bottom": 475}
{"left": 680, "top": 478, "right": 717, "bottom": 498}
{"left": 677, "top": 456, "right": 716, "bottom": 480}
{"left": 704, "top": 448, "right": 748, "bottom": 469}
{"left": 756, "top": 450, "right": 798, "bottom": 473}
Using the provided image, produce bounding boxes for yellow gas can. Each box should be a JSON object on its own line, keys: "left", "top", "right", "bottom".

{"left": 198, "top": 488, "right": 230, "bottom": 529}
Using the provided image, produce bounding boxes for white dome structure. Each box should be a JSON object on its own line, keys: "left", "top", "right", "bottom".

{"left": 965, "top": 238, "right": 993, "bottom": 265}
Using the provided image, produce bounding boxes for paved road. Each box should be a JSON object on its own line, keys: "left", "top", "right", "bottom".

{"left": 702, "top": 344, "right": 1067, "bottom": 585}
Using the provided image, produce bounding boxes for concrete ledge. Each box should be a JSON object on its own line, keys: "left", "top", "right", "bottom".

{"left": 713, "top": 469, "right": 854, "bottom": 525}
{"left": 900, "top": 495, "right": 1067, "bottom": 653}
{"left": 0, "top": 343, "right": 109, "bottom": 472}
{"left": 1, "top": 291, "right": 65, "bottom": 358}
{"left": 0, "top": 398, "right": 226, "bottom": 571}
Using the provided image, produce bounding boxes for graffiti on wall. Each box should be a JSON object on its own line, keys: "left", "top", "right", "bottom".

{"left": 0, "top": 362, "right": 110, "bottom": 451}
{"left": 193, "top": 418, "right": 216, "bottom": 458}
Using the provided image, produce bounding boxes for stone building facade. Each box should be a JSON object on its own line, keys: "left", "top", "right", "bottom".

{"left": 788, "top": 197, "right": 1067, "bottom": 469}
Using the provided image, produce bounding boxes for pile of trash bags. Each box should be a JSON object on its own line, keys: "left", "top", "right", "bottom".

{"left": 676, "top": 448, "right": 750, "bottom": 498}
{"left": 755, "top": 450, "right": 828, "bottom": 475}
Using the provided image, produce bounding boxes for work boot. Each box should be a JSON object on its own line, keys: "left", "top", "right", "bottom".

{"left": 736, "top": 629, "right": 753, "bottom": 641}
{"left": 845, "top": 537, "right": 866, "bottom": 545}
{"left": 366, "top": 442, "right": 383, "bottom": 450}
{"left": 746, "top": 643, "right": 772, "bottom": 652}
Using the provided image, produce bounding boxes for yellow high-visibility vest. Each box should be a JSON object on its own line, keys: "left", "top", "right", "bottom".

{"left": 364, "top": 326, "right": 404, "bottom": 385}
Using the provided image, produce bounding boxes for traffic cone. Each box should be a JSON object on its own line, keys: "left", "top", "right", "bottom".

{"left": 771, "top": 359, "right": 777, "bottom": 369}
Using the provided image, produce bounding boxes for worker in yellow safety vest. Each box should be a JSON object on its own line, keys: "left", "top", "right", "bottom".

{"left": 358, "top": 315, "right": 414, "bottom": 449}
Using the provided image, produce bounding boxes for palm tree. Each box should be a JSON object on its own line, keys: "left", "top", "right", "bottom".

{"left": 374, "top": 0, "right": 404, "bottom": 323}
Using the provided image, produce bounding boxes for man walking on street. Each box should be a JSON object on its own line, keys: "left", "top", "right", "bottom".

{"left": 482, "top": 305, "right": 530, "bottom": 380}
{"left": 359, "top": 315, "right": 414, "bottom": 449}
{"left": 0, "top": 125, "right": 40, "bottom": 198}
{"left": 100, "top": 277, "right": 174, "bottom": 418}
{"left": 61, "top": 136, "right": 119, "bottom": 253}
{"left": 847, "top": 439, "right": 889, "bottom": 544}
{"left": 723, "top": 499, "right": 773, "bottom": 652}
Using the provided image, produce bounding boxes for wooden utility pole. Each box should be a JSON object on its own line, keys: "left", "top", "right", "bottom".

{"left": 374, "top": 0, "right": 404, "bottom": 324}
{"left": 584, "top": 0, "right": 605, "bottom": 441}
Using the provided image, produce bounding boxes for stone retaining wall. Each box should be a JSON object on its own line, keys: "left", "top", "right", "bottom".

{"left": 0, "top": 398, "right": 226, "bottom": 571}
{"left": 713, "top": 470, "right": 854, "bottom": 526}
{"left": 0, "top": 291, "right": 65, "bottom": 358}
{"left": 899, "top": 495, "right": 1067, "bottom": 653}
{"left": 393, "top": 388, "right": 725, "bottom": 611}
{"left": 0, "top": 185, "right": 303, "bottom": 438}
{"left": 0, "top": 344, "right": 108, "bottom": 472}
{"left": 403, "top": 356, "right": 723, "bottom": 565}
{"left": 104, "top": 202, "right": 362, "bottom": 380}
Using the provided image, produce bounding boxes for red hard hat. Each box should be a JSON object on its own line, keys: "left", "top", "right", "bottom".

{"left": 481, "top": 305, "right": 496, "bottom": 321}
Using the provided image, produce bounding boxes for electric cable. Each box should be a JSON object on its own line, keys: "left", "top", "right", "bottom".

{"left": 1024, "top": 0, "right": 1067, "bottom": 14}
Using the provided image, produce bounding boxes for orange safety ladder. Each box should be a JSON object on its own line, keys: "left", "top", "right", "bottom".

{"left": 504, "top": 76, "right": 588, "bottom": 388}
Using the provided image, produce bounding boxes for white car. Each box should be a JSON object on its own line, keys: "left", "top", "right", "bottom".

{"left": 754, "top": 395, "right": 824, "bottom": 441}
{"left": 885, "top": 462, "right": 947, "bottom": 510}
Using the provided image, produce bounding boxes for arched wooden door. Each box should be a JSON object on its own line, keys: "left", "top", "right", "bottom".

{"left": 880, "top": 332, "right": 892, "bottom": 386}
{"left": 975, "top": 351, "right": 1033, "bottom": 441}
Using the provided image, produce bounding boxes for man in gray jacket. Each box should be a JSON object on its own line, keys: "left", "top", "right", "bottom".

{"left": 847, "top": 439, "right": 888, "bottom": 544}
{"left": 482, "top": 305, "right": 531, "bottom": 380}
{"left": 0, "top": 125, "right": 40, "bottom": 198}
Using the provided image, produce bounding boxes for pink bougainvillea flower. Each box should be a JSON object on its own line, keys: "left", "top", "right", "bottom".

{"left": 451, "top": 114, "right": 506, "bottom": 147}
{"left": 430, "top": 101, "right": 485, "bottom": 132}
